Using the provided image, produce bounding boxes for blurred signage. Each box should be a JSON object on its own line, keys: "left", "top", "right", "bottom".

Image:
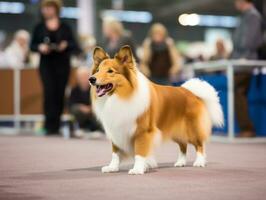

{"left": 101, "top": 9, "right": 153, "bottom": 23}
{"left": 0, "top": 1, "right": 25, "bottom": 14}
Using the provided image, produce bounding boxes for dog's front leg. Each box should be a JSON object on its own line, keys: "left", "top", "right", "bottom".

{"left": 102, "top": 143, "right": 121, "bottom": 173}
{"left": 129, "top": 132, "right": 153, "bottom": 175}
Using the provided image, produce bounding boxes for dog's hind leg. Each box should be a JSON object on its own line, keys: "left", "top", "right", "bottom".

{"left": 192, "top": 142, "right": 206, "bottom": 167}
{"left": 192, "top": 108, "right": 211, "bottom": 167}
{"left": 174, "top": 142, "right": 187, "bottom": 167}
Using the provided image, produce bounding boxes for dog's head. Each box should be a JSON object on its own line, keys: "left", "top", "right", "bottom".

{"left": 89, "top": 45, "right": 137, "bottom": 98}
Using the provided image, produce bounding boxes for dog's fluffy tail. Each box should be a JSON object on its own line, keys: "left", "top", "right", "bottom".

{"left": 181, "top": 78, "right": 224, "bottom": 127}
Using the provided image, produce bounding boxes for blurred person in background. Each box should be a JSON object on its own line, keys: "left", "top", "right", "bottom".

{"left": 257, "top": 5, "right": 266, "bottom": 60}
{"left": 68, "top": 67, "right": 103, "bottom": 138}
{"left": 79, "top": 34, "right": 96, "bottom": 67}
{"left": 101, "top": 17, "right": 137, "bottom": 59}
{"left": 0, "top": 32, "right": 5, "bottom": 51}
{"left": 232, "top": 0, "right": 263, "bottom": 137}
{"left": 0, "top": 30, "right": 30, "bottom": 68}
{"left": 210, "top": 39, "right": 229, "bottom": 60}
{"left": 30, "top": 0, "right": 79, "bottom": 135}
{"left": 232, "top": 0, "right": 263, "bottom": 59}
{"left": 140, "top": 23, "right": 180, "bottom": 85}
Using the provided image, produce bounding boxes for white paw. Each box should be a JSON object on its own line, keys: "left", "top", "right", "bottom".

{"left": 174, "top": 159, "right": 186, "bottom": 167}
{"left": 128, "top": 167, "right": 145, "bottom": 175}
{"left": 129, "top": 155, "right": 146, "bottom": 175}
{"left": 193, "top": 156, "right": 206, "bottom": 167}
{"left": 174, "top": 152, "right": 186, "bottom": 167}
{"left": 146, "top": 157, "right": 158, "bottom": 169}
{"left": 101, "top": 165, "right": 119, "bottom": 173}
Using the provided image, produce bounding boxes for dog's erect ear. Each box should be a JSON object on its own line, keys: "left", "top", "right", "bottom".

{"left": 115, "top": 45, "right": 134, "bottom": 67}
{"left": 92, "top": 47, "right": 109, "bottom": 73}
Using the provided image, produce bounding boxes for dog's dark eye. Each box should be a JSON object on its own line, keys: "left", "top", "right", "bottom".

{"left": 107, "top": 69, "right": 114, "bottom": 73}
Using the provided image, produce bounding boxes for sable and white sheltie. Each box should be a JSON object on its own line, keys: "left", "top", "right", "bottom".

{"left": 89, "top": 45, "right": 224, "bottom": 175}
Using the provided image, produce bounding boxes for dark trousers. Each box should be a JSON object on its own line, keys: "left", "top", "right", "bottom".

{"left": 70, "top": 105, "right": 102, "bottom": 131}
{"left": 234, "top": 73, "right": 254, "bottom": 132}
{"left": 39, "top": 64, "right": 70, "bottom": 133}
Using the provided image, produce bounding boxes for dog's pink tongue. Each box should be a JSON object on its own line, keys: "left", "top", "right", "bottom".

{"left": 96, "top": 87, "right": 106, "bottom": 97}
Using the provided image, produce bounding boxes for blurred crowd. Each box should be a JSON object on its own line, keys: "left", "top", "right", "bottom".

{"left": 0, "top": 0, "right": 265, "bottom": 138}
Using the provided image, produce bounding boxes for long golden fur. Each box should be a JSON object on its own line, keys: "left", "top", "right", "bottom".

{"left": 89, "top": 45, "right": 223, "bottom": 174}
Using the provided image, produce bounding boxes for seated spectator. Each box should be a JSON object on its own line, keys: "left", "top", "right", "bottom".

{"left": 68, "top": 67, "right": 103, "bottom": 138}
{"left": 140, "top": 23, "right": 180, "bottom": 85}
{"left": 0, "top": 30, "right": 30, "bottom": 68}
{"left": 210, "top": 39, "right": 229, "bottom": 60}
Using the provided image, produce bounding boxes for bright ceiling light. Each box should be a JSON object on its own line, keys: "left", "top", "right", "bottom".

{"left": 178, "top": 13, "right": 200, "bottom": 26}
{"left": 178, "top": 13, "right": 189, "bottom": 26}
{"left": 178, "top": 13, "right": 239, "bottom": 28}
{"left": 187, "top": 13, "right": 200, "bottom": 26}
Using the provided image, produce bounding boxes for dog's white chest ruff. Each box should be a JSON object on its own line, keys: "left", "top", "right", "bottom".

{"left": 93, "top": 72, "right": 150, "bottom": 153}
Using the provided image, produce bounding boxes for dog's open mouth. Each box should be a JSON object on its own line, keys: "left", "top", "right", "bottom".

{"left": 96, "top": 83, "right": 113, "bottom": 97}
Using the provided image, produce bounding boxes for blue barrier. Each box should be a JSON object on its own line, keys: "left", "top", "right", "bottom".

{"left": 174, "top": 74, "right": 266, "bottom": 136}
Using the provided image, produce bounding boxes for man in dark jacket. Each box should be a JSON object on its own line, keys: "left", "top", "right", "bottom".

{"left": 232, "top": 0, "right": 263, "bottom": 137}
{"left": 232, "top": 0, "right": 263, "bottom": 59}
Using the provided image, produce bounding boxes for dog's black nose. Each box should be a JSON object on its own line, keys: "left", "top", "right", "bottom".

{"left": 89, "top": 77, "right": 97, "bottom": 85}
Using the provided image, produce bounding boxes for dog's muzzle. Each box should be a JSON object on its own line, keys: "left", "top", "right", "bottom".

{"left": 89, "top": 76, "right": 97, "bottom": 85}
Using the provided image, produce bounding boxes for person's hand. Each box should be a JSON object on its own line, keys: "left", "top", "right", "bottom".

{"left": 57, "top": 41, "right": 68, "bottom": 52}
{"left": 38, "top": 43, "right": 50, "bottom": 55}
{"left": 79, "top": 105, "right": 91, "bottom": 114}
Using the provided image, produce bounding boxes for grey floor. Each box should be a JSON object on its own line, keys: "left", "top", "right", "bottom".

{"left": 0, "top": 135, "right": 266, "bottom": 200}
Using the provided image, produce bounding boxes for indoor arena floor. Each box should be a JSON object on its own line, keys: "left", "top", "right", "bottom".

{"left": 0, "top": 135, "right": 266, "bottom": 200}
